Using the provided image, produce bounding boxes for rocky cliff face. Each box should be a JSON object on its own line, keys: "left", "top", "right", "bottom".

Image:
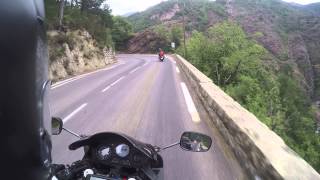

{"left": 48, "top": 30, "right": 116, "bottom": 82}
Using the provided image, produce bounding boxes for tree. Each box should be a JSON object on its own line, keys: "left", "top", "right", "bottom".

{"left": 153, "top": 25, "right": 171, "bottom": 51}
{"left": 81, "top": 0, "right": 105, "bottom": 12}
{"left": 170, "top": 25, "right": 183, "bottom": 47}
{"left": 184, "top": 22, "right": 265, "bottom": 86}
{"left": 111, "top": 16, "right": 133, "bottom": 50}
{"left": 58, "top": 0, "right": 65, "bottom": 29}
{"left": 99, "top": 4, "right": 113, "bottom": 28}
{"left": 154, "top": 25, "right": 170, "bottom": 41}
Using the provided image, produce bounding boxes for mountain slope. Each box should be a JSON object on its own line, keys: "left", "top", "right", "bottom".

{"left": 227, "top": 0, "right": 320, "bottom": 99}
{"left": 128, "top": 0, "right": 226, "bottom": 32}
{"left": 127, "top": 0, "right": 320, "bottom": 102}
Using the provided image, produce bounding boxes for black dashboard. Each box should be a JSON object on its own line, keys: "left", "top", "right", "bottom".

{"left": 68, "top": 132, "right": 161, "bottom": 168}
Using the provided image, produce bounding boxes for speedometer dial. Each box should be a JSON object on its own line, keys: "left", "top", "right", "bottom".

{"left": 97, "top": 146, "right": 111, "bottom": 160}
{"left": 115, "top": 144, "right": 130, "bottom": 158}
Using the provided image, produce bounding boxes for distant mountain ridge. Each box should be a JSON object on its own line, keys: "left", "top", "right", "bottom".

{"left": 121, "top": 11, "right": 137, "bottom": 17}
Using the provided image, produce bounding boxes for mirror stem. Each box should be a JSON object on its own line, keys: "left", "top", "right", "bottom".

{"left": 161, "top": 142, "right": 180, "bottom": 151}
{"left": 62, "top": 127, "right": 81, "bottom": 138}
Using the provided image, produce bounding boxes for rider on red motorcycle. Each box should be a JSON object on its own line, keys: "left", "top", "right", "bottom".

{"left": 159, "top": 48, "right": 165, "bottom": 58}
{"left": 159, "top": 48, "right": 165, "bottom": 61}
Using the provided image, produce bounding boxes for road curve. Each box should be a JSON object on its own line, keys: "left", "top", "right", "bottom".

{"left": 50, "top": 54, "right": 239, "bottom": 180}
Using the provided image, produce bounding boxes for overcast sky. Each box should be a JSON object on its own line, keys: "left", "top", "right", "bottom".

{"left": 107, "top": 0, "right": 320, "bottom": 15}
{"left": 283, "top": 0, "right": 320, "bottom": 4}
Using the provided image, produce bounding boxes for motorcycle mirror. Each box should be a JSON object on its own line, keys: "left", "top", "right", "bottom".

{"left": 180, "top": 132, "right": 212, "bottom": 152}
{"left": 52, "top": 117, "right": 63, "bottom": 135}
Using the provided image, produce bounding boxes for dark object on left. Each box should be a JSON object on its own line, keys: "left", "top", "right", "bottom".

{"left": 0, "top": 0, "right": 52, "bottom": 180}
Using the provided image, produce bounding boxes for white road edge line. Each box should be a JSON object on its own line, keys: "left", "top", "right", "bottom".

{"left": 52, "top": 78, "right": 80, "bottom": 89}
{"left": 180, "top": 82, "right": 201, "bottom": 123}
{"left": 176, "top": 66, "right": 180, "bottom": 73}
{"left": 63, "top": 103, "right": 87, "bottom": 123}
{"left": 52, "top": 62, "right": 124, "bottom": 89}
{"left": 129, "top": 66, "right": 141, "bottom": 74}
{"left": 101, "top": 76, "right": 125, "bottom": 93}
{"left": 53, "top": 77, "right": 77, "bottom": 87}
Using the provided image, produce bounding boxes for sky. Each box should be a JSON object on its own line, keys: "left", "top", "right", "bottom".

{"left": 283, "top": 0, "right": 320, "bottom": 4}
{"left": 107, "top": 0, "right": 168, "bottom": 15}
{"left": 107, "top": 0, "right": 320, "bottom": 16}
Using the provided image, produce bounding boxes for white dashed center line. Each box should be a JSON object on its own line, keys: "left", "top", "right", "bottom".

{"left": 129, "top": 66, "right": 141, "bottom": 74}
{"left": 142, "top": 62, "right": 149, "bottom": 66}
{"left": 110, "top": 76, "right": 124, "bottom": 86}
{"left": 63, "top": 103, "right": 87, "bottom": 123}
{"left": 101, "top": 76, "right": 125, "bottom": 93}
{"left": 102, "top": 86, "right": 111, "bottom": 92}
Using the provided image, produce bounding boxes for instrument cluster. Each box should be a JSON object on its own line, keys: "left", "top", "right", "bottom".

{"left": 96, "top": 143, "right": 130, "bottom": 160}
{"left": 94, "top": 143, "right": 147, "bottom": 167}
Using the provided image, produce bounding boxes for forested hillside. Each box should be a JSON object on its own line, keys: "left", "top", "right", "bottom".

{"left": 126, "top": 0, "right": 320, "bottom": 171}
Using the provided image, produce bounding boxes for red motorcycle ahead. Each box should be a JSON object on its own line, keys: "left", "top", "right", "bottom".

{"left": 159, "top": 49, "right": 165, "bottom": 62}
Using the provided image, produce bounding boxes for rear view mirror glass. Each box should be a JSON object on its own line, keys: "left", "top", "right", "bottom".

{"left": 180, "top": 131, "right": 212, "bottom": 152}
{"left": 52, "top": 117, "right": 63, "bottom": 135}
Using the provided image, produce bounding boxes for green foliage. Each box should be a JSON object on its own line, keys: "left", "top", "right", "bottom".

{"left": 154, "top": 25, "right": 170, "bottom": 42}
{"left": 45, "top": 0, "right": 114, "bottom": 48}
{"left": 170, "top": 25, "right": 183, "bottom": 47}
{"left": 45, "top": 0, "right": 134, "bottom": 50}
{"left": 182, "top": 22, "right": 265, "bottom": 86}
{"left": 111, "top": 16, "right": 133, "bottom": 50}
{"left": 45, "top": 0, "right": 59, "bottom": 27}
{"left": 81, "top": 0, "right": 105, "bottom": 12}
{"left": 152, "top": 25, "right": 183, "bottom": 52}
{"left": 253, "top": 31, "right": 264, "bottom": 38}
{"left": 180, "top": 21, "right": 320, "bottom": 171}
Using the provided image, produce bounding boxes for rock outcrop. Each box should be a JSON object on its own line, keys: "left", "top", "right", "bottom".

{"left": 48, "top": 30, "right": 116, "bottom": 82}
{"left": 127, "top": 30, "right": 168, "bottom": 53}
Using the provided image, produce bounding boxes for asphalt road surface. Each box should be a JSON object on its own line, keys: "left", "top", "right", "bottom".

{"left": 50, "top": 54, "right": 240, "bottom": 180}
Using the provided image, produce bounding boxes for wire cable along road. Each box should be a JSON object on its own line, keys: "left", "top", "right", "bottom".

{"left": 50, "top": 54, "right": 240, "bottom": 180}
